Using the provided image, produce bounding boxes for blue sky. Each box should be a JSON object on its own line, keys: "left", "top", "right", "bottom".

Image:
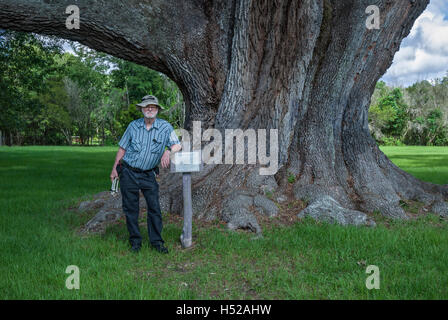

{"left": 381, "top": 0, "right": 448, "bottom": 86}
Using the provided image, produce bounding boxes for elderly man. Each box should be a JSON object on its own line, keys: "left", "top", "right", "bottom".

{"left": 110, "top": 95, "right": 181, "bottom": 254}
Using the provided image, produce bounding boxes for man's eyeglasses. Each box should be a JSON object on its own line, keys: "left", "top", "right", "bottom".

{"left": 142, "top": 106, "right": 158, "bottom": 110}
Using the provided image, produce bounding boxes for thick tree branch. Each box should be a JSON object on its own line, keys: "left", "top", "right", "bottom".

{"left": 0, "top": 0, "right": 177, "bottom": 73}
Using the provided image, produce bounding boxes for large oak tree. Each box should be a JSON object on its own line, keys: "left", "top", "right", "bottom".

{"left": 1, "top": 0, "right": 447, "bottom": 230}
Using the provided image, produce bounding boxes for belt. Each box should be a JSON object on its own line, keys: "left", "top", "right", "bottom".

{"left": 121, "top": 161, "right": 155, "bottom": 173}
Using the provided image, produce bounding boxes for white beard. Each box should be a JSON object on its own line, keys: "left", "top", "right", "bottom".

{"left": 143, "top": 111, "right": 157, "bottom": 119}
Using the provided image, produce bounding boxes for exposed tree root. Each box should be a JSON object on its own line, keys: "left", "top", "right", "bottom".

{"left": 78, "top": 156, "right": 447, "bottom": 235}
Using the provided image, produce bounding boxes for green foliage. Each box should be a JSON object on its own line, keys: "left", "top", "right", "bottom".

{"left": 0, "top": 31, "right": 184, "bottom": 146}
{"left": 380, "top": 137, "right": 404, "bottom": 146}
{"left": 426, "top": 109, "right": 448, "bottom": 146}
{"left": 383, "top": 88, "right": 408, "bottom": 136}
{"left": 287, "top": 172, "right": 296, "bottom": 184}
{"left": 264, "top": 190, "right": 274, "bottom": 200}
{"left": 369, "top": 77, "right": 448, "bottom": 146}
{"left": 0, "top": 30, "right": 65, "bottom": 144}
{"left": 402, "top": 79, "right": 448, "bottom": 146}
{"left": 61, "top": 44, "right": 110, "bottom": 145}
{"left": 369, "top": 85, "right": 408, "bottom": 142}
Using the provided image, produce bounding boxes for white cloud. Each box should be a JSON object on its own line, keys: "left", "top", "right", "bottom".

{"left": 381, "top": 0, "right": 448, "bottom": 87}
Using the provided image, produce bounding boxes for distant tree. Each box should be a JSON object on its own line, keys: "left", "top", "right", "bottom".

{"left": 35, "top": 78, "right": 72, "bottom": 145}
{"left": 0, "top": 30, "right": 63, "bottom": 145}
{"left": 403, "top": 78, "right": 448, "bottom": 146}
{"left": 63, "top": 44, "right": 108, "bottom": 145}
{"left": 369, "top": 84, "right": 408, "bottom": 144}
{"left": 92, "top": 87, "right": 126, "bottom": 145}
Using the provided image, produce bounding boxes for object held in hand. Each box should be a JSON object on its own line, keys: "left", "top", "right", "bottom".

{"left": 110, "top": 177, "right": 120, "bottom": 196}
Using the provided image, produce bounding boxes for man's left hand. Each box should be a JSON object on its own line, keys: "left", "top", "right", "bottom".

{"left": 161, "top": 149, "right": 171, "bottom": 169}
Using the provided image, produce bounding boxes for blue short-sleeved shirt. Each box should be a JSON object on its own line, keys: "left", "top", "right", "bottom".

{"left": 119, "top": 117, "right": 180, "bottom": 170}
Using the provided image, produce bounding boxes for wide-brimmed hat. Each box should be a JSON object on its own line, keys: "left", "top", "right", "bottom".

{"left": 136, "top": 95, "right": 165, "bottom": 110}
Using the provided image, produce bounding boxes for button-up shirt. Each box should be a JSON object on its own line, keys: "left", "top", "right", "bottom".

{"left": 119, "top": 117, "right": 180, "bottom": 170}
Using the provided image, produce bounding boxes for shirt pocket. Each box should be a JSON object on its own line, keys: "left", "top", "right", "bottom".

{"left": 150, "top": 137, "right": 164, "bottom": 154}
{"left": 130, "top": 140, "right": 143, "bottom": 153}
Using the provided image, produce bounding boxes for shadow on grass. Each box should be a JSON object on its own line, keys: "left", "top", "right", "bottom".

{"left": 387, "top": 154, "right": 448, "bottom": 167}
{"left": 385, "top": 154, "right": 448, "bottom": 185}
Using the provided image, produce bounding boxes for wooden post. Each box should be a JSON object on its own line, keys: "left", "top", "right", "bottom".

{"left": 180, "top": 172, "right": 193, "bottom": 248}
{"left": 171, "top": 151, "right": 201, "bottom": 249}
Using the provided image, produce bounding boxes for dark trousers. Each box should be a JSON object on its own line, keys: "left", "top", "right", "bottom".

{"left": 118, "top": 165, "right": 164, "bottom": 247}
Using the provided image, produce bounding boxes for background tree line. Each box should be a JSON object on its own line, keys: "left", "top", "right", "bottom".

{"left": 1, "top": 31, "right": 447, "bottom": 147}
{"left": 0, "top": 30, "right": 184, "bottom": 146}
{"left": 369, "top": 77, "right": 448, "bottom": 146}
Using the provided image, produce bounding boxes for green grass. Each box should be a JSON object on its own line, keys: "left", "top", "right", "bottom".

{"left": 380, "top": 146, "right": 448, "bottom": 185}
{"left": 1, "top": 146, "right": 447, "bottom": 299}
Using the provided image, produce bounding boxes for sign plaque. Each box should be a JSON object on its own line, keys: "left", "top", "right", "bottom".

{"left": 170, "top": 151, "right": 201, "bottom": 173}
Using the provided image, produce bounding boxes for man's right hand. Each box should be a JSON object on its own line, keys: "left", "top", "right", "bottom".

{"left": 110, "top": 167, "right": 118, "bottom": 183}
{"left": 111, "top": 147, "right": 126, "bottom": 183}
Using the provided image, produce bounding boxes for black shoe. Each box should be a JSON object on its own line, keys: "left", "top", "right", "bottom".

{"left": 152, "top": 244, "right": 169, "bottom": 254}
{"left": 130, "top": 245, "right": 141, "bottom": 253}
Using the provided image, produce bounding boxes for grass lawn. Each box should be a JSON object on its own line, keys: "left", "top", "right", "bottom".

{"left": 0, "top": 145, "right": 447, "bottom": 299}
{"left": 380, "top": 146, "right": 448, "bottom": 185}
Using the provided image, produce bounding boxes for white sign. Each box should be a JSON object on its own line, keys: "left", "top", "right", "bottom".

{"left": 170, "top": 151, "right": 201, "bottom": 173}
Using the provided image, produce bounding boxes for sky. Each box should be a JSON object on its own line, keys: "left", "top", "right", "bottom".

{"left": 381, "top": 0, "right": 448, "bottom": 87}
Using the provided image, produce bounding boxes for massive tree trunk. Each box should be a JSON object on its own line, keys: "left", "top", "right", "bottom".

{"left": 2, "top": 0, "right": 447, "bottom": 230}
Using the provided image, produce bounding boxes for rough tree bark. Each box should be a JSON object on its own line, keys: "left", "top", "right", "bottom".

{"left": 1, "top": 0, "right": 447, "bottom": 231}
